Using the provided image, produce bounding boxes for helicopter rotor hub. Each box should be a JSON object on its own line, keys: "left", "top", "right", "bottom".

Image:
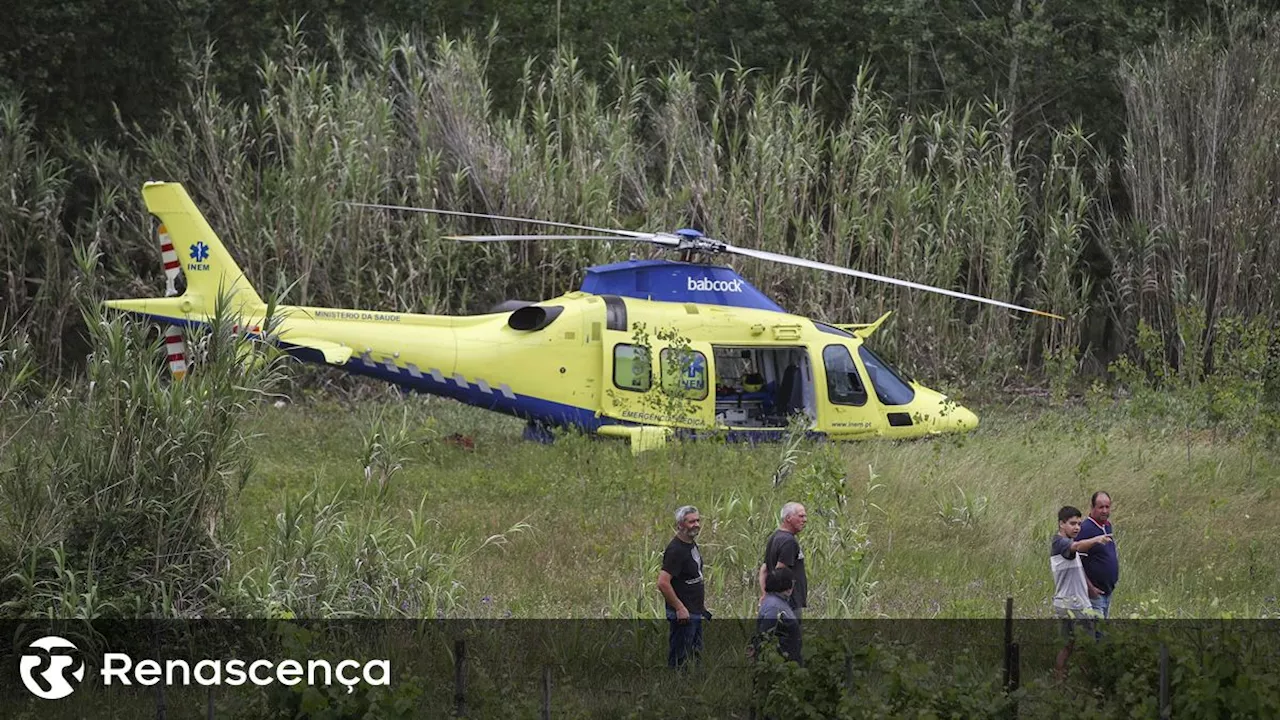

{"left": 673, "top": 228, "right": 724, "bottom": 255}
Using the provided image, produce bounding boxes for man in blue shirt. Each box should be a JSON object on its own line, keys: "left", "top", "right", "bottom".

{"left": 1076, "top": 491, "right": 1118, "bottom": 618}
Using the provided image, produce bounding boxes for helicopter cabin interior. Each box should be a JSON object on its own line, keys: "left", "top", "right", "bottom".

{"left": 711, "top": 346, "right": 816, "bottom": 428}
{"left": 608, "top": 334, "right": 918, "bottom": 431}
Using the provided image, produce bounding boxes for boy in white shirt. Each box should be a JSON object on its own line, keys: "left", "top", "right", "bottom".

{"left": 1051, "top": 505, "right": 1113, "bottom": 679}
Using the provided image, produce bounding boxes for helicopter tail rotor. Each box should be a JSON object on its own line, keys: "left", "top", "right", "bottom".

{"left": 156, "top": 223, "right": 189, "bottom": 380}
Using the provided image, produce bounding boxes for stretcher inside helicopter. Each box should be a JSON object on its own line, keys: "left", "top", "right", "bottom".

{"left": 711, "top": 346, "right": 814, "bottom": 427}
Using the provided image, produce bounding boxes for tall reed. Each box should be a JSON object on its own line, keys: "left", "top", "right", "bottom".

{"left": 0, "top": 99, "right": 71, "bottom": 371}
{"left": 13, "top": 19, "right": 1279, "bottom": 389}
{"left": 1119, "top": 12, "right": 1280, "bottom": 377}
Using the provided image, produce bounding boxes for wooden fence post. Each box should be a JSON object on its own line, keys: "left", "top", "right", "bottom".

{"left": 1009, "top": 644, "right": 1020, "bottom": 693}
{"left": 1003, "top": 597, "right": 1020, "bottom": 719}
{"left": 1003, "top": 597, "right": 1013, "bottom": 692}
{"left": 1003, "top": 597, "right": 1020, "bottom": 694}
{"left": 454, "top": 639, "right": 467, "bottom": 717}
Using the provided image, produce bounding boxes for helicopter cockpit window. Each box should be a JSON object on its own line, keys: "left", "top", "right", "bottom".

{"left": 660, "top": 348, "right": 709, "bottom": 401}
{"left": 822, "top": 345, "right": 867, "bottom": 406}
{"left": 857, "top": 346, "right": 915, "bottom": 406}
{"left": 613, "top": 344, "right": 652, "bottom": 392}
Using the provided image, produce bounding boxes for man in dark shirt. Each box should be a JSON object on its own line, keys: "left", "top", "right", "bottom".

{"left": 1076, "top": 491, "right": 1118, "bottom": 618}
{"left": 758, "top": 502, "right": 808, "bottom": 659}
{"left": 658, "top": 505, "right": 707, "bottom": 668}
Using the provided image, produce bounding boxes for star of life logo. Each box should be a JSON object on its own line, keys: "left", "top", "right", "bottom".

{"left": 189, "top": 241, "right": 210, "bottom": 262}
{"left": 188, "top": 240, "right": 211, "bottom": 271}
{"left": 17, "top": 635, "right": 390, "bottom": 700}
{"left": 687, "top": 276, "right": 744, "bottom": 293}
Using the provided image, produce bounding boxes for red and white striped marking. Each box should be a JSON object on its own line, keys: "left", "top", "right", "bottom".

{"left": 158, "top": 224, "right": 182, "bottom": 297}
{"left": 164, "top": 326, "right": 187, "bottom": 379}
{"left": 158, "top": 223, "right": 189, "bottom": 380}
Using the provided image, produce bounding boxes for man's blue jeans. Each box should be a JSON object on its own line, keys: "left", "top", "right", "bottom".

{"left": 1090, "top": 592, "right": 1111, "bottom": 619}
{"left": 666, "top": 609, "right": 704, "bottom": 668}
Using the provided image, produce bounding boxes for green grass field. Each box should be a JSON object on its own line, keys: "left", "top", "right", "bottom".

{"left": 229, "top": 387, "right": 1280, "bottom": 620}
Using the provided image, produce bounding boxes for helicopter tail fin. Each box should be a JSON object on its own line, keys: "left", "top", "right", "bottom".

{"left": 140, "top": 182, "right": 263, "bottom": 308}
{"left": 106, "top": 182, "right": 265, "bottom": 322}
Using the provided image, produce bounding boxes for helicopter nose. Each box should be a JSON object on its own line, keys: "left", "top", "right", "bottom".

{"left": 937, "top": 404, "right": 979, "bottom": 433}
{"left": 902, "top": 386, "right": 980, "bottom": 436}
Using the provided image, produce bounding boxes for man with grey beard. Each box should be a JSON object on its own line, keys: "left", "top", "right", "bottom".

{"left": 658, "top": 505, "right": 708, "bottom": 668}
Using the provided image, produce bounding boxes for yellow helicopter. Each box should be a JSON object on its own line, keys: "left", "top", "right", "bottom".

{"left": 105, "top": 182, "right": 1060, "bottom": 453}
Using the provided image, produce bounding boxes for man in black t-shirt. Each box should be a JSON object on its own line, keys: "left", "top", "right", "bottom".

{"left": 658, "top": 505, "right": 707, "bottom": 668}
{"left": 758, "top": 502, "right": 808, "bottom": 660}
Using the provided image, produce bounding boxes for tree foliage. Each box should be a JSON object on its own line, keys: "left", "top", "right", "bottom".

{"left": 0, "top": 0, "right": 1241, "bottom": 151}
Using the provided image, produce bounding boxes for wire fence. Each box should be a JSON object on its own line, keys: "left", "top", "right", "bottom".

{"left": 5, "top": 606, "right": 1275, "bottom": 718}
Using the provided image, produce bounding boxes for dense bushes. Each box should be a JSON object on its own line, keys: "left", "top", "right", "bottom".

{"left": 752, "top": 635, "right": 1013, "bottom": 719}
{"left": 0, "top": 287, "right": 286, "bottom": 618}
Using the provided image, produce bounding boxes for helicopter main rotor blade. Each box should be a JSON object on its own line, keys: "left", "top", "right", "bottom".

{"left": 444, "top": 233, "right": 678, "bottom": 246}
{"left": 344, "top": 201, "right": 656, "bottom": 240}
{"left": 725, "top": 244, "right": 1064, "bottom": 320}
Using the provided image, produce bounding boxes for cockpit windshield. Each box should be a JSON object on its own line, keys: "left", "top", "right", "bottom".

{"left": 857, "top": 346, "right": 915, "bottom": 406}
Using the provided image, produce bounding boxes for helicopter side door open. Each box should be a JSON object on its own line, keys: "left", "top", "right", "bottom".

{"left": 711, "top": 346, "right": 816, "bottom": 429}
